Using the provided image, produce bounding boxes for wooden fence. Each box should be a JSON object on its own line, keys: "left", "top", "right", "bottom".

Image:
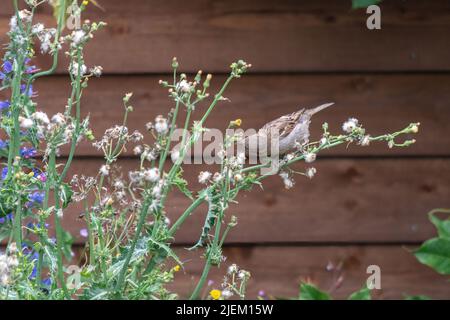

{"left": 1, "top": 0, "right": 449, "bottom": 298}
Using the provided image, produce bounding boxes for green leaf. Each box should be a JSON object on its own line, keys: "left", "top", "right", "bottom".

{"left": 428, "top": 209, "right": 450, "bottom": 239}
{"left": 173, "top": 168, "right": 194, "bottom": 200}
{"left": 189, "top": 188, "right": 220, "bottom": 250}
{"left": 299, "top": 282, "right": 331, "bottom": 300}
{"left": 414, "top": 238, "right": 450, "bottom": 275}
{"left": 147, "top": 237, "right": 182, "bottom": 266}
{"left": 60, "top": 183, "right": 73, "bottom": 209}
{"left": 348, "top": 286, "right": 371, "bottom": 300}
{"left": 404, "top": 295, "right": 431, "bottom": 300}
{"left": 352, "top": 0, "right": 381, "bottom": 9}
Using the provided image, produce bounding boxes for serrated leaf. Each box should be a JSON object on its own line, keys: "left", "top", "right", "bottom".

{"left": 348, "top": 286, "right": 371, "bottom": 300}
{"left": 173, "top": 168, "right": 193, "bottom": 200}
{"left": 414, "top": 238, "right": 450, "bottom": 275}
{"left": 352, "top": 0, "right": 381, "bottom": 9}
{"left": 189, "top": 188, "right": 220, "bottom": 250}
{"left": 299, "top": 282, "right": 331, "bottom": 300}
{"left": 147, "top": 237, "right": 182, "bottom": 266}
{"left": 428, "top": 209, "right": 450, "bottom": 239}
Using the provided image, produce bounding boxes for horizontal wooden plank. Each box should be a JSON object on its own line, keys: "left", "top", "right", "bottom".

{"left": 2, "top": 0, "right": 450, "bottom": 72}
{"left": 2, "top": 74, "right": 447, "bottom": 156}
{"left": 154, "top": 245, "right": 450, "bottom": 299}
{"left": 50, "top": 158, "right": 450, "bottom": 244}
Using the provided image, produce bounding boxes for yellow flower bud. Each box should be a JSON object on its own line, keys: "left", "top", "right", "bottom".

{"left": 173, "top": 265, "right": 181, "bottom": 272}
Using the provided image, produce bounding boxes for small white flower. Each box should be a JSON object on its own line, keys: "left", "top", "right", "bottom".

{"left": 70, "top": 62, "right": 87, "bottom": 77}
{"left": 237, "top": 270, "right": 247, "bottom": 279}
{"left": 51, "top": 113, "right": 65, "bottom": 125}
{"left": 72, "top": 30, "right": 86, "bottom": 45}
{"left": 320, "top": 137, "right": 328, "bottom": 145}
{"left": 198, "top": 171, "right": 212, "bottom": 184}
{"left": 285, "top": 153, "right": 295, "bottom": 161}
{"left": 99, "top": 164, "right": 110, "bottom": 176}
{"left": 143, "top": 168, "right": 159, "bottom": 183}
{"left": 234, "top": 173, "right": 243, "bottom": 182}
{"left": 388, "top": 140, "right": 395, "bottom": 149}
{"left": 90, "top": 66, "right": 103, "bottom": 77}
{"left": 222, "top": 289, "right": 233, "bottom": 299}
{"left": 178, "top": 79, "right": 191, "bottom": 93}
{"left": 154, "top": 115, "right": 168, "bottom": 134}
{"left": 305, "top": 167, "right": 317, "bottom": 179}
{"left": 114, "top": 180, "right": 125, "bottom": 189}
{"left": 19, "top": 117, "right": 33, "bottom": 129}
{"left": 32, "top": 111, "right": 50, "bottom": 124}
{"left": 227, "top": 264, "right": 238, "bottom": 274}
{"left": 213, "top": 172, "right": 223, "bottom": 183}
{"left": 133, "top": 145, "right": 143, "bottom": 155}
{"left": 304, "top": 153, "right": 316, "bottom": 163}
{"left": 31, "top": 23, "right": 44, "bottom": 34}
{"left": 283, "top": 178, "right": 294, "bottom": 189}
{"left": 164, "top": 217, "right": 171, "bottom": 225}
{"left": 152, "top": 185, "right": 162, "bottom": 198}
{"left": 342, "top": 118, "right": 359, "bottom": 133}
{"left": 360, "top": 135, "right": 371, "bottom": 146}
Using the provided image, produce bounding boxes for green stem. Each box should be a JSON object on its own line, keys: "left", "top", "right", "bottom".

{"left": 190, "top": 214, "right": 223, "bottom": 300}
{"left": 114, "top": 197, "right": 152, "bottom": 294}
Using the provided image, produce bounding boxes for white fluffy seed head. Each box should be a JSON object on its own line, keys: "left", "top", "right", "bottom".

{"left": 342, "top": 118, "right": 359, "bottom": 133}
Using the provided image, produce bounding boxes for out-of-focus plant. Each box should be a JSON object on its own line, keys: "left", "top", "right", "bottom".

{"left": 414, "top": 209, "right": 450, "bottom": 276}
{"left": 0, "top": 0, "right": 419, "bottom": 300}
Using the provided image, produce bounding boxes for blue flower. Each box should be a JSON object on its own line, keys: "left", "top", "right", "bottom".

{"left": 1, "top": 167, "right": 8, "bottom": 180}
{"left": 20, "top": 147, "right": 37, "bottom": 158}
{"left": 3, "top": 61, "right": 12, "bottom": 74}
{"left": 29, "top": 192, "right": 45, "bottom": 204}
{"left": 0, "top": 213, "right": 13, "bottom": 224}
{"left": 20, "top": 84, "right": 35, "bottom": 97}
{"left": 0, "top": 139, "right": 8, "bottom": 149}
{"left": 0, "top": 100, "right": 10, "bottom": 111}
{"left": 42, "top": 278, "right": 52, "bottom": 286}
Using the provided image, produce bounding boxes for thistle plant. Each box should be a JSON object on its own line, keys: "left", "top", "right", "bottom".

{"left": 0, "top": 1, "right": 419, "bottom": 300}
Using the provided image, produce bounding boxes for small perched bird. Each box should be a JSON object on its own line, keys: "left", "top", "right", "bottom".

{"left": 244, "top": 102, "right": 334, "bottom": 157}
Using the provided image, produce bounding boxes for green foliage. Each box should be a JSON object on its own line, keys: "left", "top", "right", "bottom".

{"left": 352, "top": 0, "right": 381, "bottom": 9}
{"left": 414, "top": 209, "right": 450, "bottom": 275}
{"left": 348, "top": 286, "right": 371, "bottom": 300}
{"left": 299, "top": 283, "right": 331, "bottom": 300}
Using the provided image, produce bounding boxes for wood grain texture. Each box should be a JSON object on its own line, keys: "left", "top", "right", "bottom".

{"left": 52, "top": 158, "right": 450, "bottom": 244}
{"left": 165, "top": 245, "right": 450, "bottom": 299}
{"left": 1, "top": 0, "right": 450, "bottom": 73}
{"left": 1, "top": 74, "right": 447, "bottom": 156}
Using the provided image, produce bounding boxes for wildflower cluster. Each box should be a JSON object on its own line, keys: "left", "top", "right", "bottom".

{"left": 0, "top": 1, "right": 419, "bottom": 300}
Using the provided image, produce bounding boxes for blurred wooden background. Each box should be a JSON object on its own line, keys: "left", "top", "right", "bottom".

{"left": 1, "top": 0, "right": 450, "bottom": 299}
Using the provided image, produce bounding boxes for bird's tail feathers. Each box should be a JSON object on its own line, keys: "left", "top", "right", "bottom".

{"left": 305, "top": 102, "right": 334, "bottom": 116}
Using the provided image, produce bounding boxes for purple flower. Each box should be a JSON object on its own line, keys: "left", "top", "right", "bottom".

{"left": 20, "top": 84, "right": 35, "bottom": 97}
{"left": 80, "top": 228, "right": 89, "bottom": 238}
{"left": 29, "top": 191, "right": 45, "bottom": 204}
{"left": 0, "top": 213, "right": 13, "bottom": 224}
{"left": 3, "top": 61, "right": 13, "bottom": 74}
{"left": 0, "top": 139, "right": 8, "bottom": 149}
{"left": 1, "top": 167, "right": 8, "bottom": 180}
{"left": 42, "top": 278, "right": 52, "bottom": 286}
{"left": 20, "top": 147, "right": 37, "bottom": 158}
{"left": 0, "top": 100, "right": 10, "bottom": 111}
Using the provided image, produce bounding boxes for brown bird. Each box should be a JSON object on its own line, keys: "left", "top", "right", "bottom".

{"left": 244, "top": 103, "right": 334, "bottom": 157}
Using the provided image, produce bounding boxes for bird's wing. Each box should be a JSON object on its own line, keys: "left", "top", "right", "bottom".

{"left": 260, "top": 109, "right": 304, "bottom": 138}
